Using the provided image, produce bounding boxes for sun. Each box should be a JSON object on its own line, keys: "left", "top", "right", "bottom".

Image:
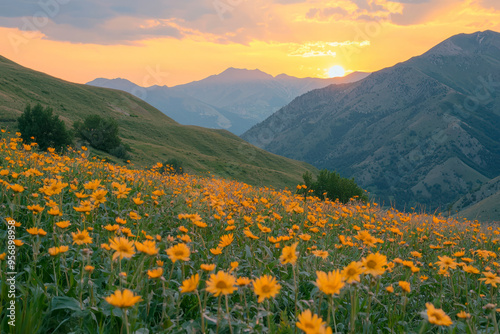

{"left": 328, "top": 65, "right": 345, "bottom": 78}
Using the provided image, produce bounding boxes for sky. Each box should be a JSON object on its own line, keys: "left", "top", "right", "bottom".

{"left": 0, "top": 0, "right": 499, "bottom": 87}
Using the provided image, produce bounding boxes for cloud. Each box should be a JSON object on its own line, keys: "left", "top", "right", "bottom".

{"left": 352, "top": 0, "right": 386, "bottom": 12}
{"left": 46, "top": 17, "right": 184, "bottom": 45}
{"left": 387, "top": 0, "right": 478, "bottom": 26}
{"left": 0, "top": 0, "right": 498, "bottom": 46}
{"left": 304, "top": 0, "right": 404, "bottom": 23}
{"left": 480, "top": 0, "right": 500, "bottom": 10}
{"left": 0, "top": 0, "right": 224, "bottom": 44}
{"left": 306, "top": 7, "right": 349, "bottom": 20}
{"left": 389, "top": 0, "right": 429, "bottom": 3}
{"left": 388, "top": 0, "right": 440, "bottom": 26}
{"left": 0, "top": 0, "right": 212, "bottom": 25}
{"left": 272, "top": 0, "right": 308, "bottom": 3}
{"left": 288, "top": 41, "right": 370, "bottom": 57}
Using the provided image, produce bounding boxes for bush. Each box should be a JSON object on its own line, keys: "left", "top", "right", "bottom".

{"left": 74, "top": 115, "right": 129, "bottom": 160}
{"left": 301, "top": 169, "right": 368, "bottom": 203}
{"left": 74, "top": 115, "right": 120, "bottom": 152}
{"left": 160, "top": 158, "right": 184, "bottom": 175}
{"left": 17, "top": 103, "right": 73, "bottom": 151}
{"left": 108, "top": 144, "right": 131, "bottom": 160}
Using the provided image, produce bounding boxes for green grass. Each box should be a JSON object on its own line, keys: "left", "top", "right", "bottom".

{"left": 0, "top": 55, "right": 317, "bottom": 189}
{"left": 453, "top": 176, "right": 500, "bottom": 222}
{"left": 458, "top": 191, "right": 500, "bottom": 222}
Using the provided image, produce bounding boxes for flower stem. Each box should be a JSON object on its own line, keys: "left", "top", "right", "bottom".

{"left": 160, "top": 280, "right": 167, "bottom": 325}
{"left": 52, "top": 258, "right": 58, "bottom": 296}
{"left": 267, "top": 300, "right": 272, "bottom": 332}
{"left": 243, "top": 290, "right": 250, "bottom": 323}
{"left": 216, "top": 296, "right": 221, "bottom": 334}
{"left": 293, "top": 264, "right": 298, "bottom": 334}
{"left": 225, "top": 295, "right": 234, "bottom": 334}
{"left": 350, "top": 286, "right": 357, "bottom": 334}
{"left": 196, "top": 290, "right": 205, "bottom": 334}
{"left": 165, "top": 263, "right": 175, "bottom": 290}
{"left": 123, "top": 309, "right": 130, "bottom": 334}
{"left": 492, "top": 309, "right": 500, "bottom": 334}
{"left": 331, "top": 296, "right": 338, "bottom": 334}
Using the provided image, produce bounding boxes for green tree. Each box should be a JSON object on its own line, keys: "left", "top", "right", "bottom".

{"left": 301, "top": 169, "right": 368, "bottom": 203}
{"left": 74, "top": 115, "right": 120, "bottom": 152}
{"left": 17, "top": 103, "right": 73, "bottom": 151}
{"left": 74, "top": 115, "right": 130, "bottom": 160}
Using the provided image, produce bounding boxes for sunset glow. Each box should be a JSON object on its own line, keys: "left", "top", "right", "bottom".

{"left": 0, "top": 1, "right": 499, "bottom": 86}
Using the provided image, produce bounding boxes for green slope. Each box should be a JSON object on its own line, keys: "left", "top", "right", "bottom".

{"left": 457, "top": 192, "right": 500, "bottom": 222}
{"left": 452, "top": 176, "right": 500, "bottom": 222}
{"left": 0, "top": 55, "right": 316, "bottom": 189}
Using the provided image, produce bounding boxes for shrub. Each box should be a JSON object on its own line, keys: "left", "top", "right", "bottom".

{"left": 74, "top": 115, "right": 129, "bottom": 160}
{"left": 17, "top": 103, "right": 73, "bottom": 151}
{"left": 108, "top": 144, "right": 131, "bottom": 160}
{"left": 302, "top": 169, "right": 368, "bottom": 203}
{"left": 74, "top": 115, "right": 120, "bottom": 152}
{"left": 161, "top": 158, "right": 184, "bottom": 175}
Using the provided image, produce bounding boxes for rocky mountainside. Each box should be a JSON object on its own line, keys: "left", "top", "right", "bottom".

{"left": 242, "top": 30, "right": 500, "bottom": 211}
{"left": 88, "top": 70, "right": 369, "bottom": 135}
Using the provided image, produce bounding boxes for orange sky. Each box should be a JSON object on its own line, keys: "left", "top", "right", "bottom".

{"left": 0, "top": 0, "right": 499, "bottom": 86}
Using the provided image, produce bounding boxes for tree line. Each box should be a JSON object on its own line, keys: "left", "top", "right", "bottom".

{"left": 17, "top": 103, "right": 130, "bottom": 160}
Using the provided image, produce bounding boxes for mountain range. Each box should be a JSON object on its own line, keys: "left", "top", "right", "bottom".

{"left": 243, "top": 30, "right": 500, "bottom": 214}
{"left": 0, "top": 55, "right": 317, "bottom": 189}
{"left": 87, "top": 69, "right": 369, "bottom": 135}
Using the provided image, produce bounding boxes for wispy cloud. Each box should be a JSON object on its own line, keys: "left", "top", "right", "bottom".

{"left": 288, "top": 41, "right": 370, "bottom": 57}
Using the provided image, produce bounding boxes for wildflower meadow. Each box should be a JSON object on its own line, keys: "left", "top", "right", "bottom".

{"left": 1, "top": 132, "right": 499, "bottom": 333}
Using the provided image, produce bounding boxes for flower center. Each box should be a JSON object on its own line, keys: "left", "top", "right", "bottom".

{"left": 367, "top": 260, "right": 377, "bottom": 268}
{"left": 216, "top": 281, "right": 228, "bottom": 289}
{"left": 261, "top": 284, "right": 271, "bottom": 293}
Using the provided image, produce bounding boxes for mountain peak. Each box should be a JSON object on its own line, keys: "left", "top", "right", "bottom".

{"left": 87, "top": 77, "right": 132, "bottom": 84}
{"left": 86, "top": 77, "right": 144, "bottom": 93}
{"left": 216, "top": 67, "right": 274, "bottom": 81}
{"left": 423, "top": 30, "right": 500, "bottom": 57}
{"left": 275, "top": 73, "right": 295, "bottom": 79}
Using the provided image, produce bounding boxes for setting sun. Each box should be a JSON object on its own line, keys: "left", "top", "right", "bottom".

{"left": 328, "top": 65, "right": 345, "bottom": 78}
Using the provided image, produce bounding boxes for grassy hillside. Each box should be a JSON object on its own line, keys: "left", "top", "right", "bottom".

{"left": 458, "top": 192, "right": 500, "bottom": 222}
{"left": 453, "top": 175, "right": 500, "bottom": 222}
{"left": 0, "top": 55, "right": 316, "bottom": 189}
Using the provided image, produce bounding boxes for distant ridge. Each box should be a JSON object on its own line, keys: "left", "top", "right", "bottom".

{"left": 88, "top": 69, "right": 369, "bottom": 135}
